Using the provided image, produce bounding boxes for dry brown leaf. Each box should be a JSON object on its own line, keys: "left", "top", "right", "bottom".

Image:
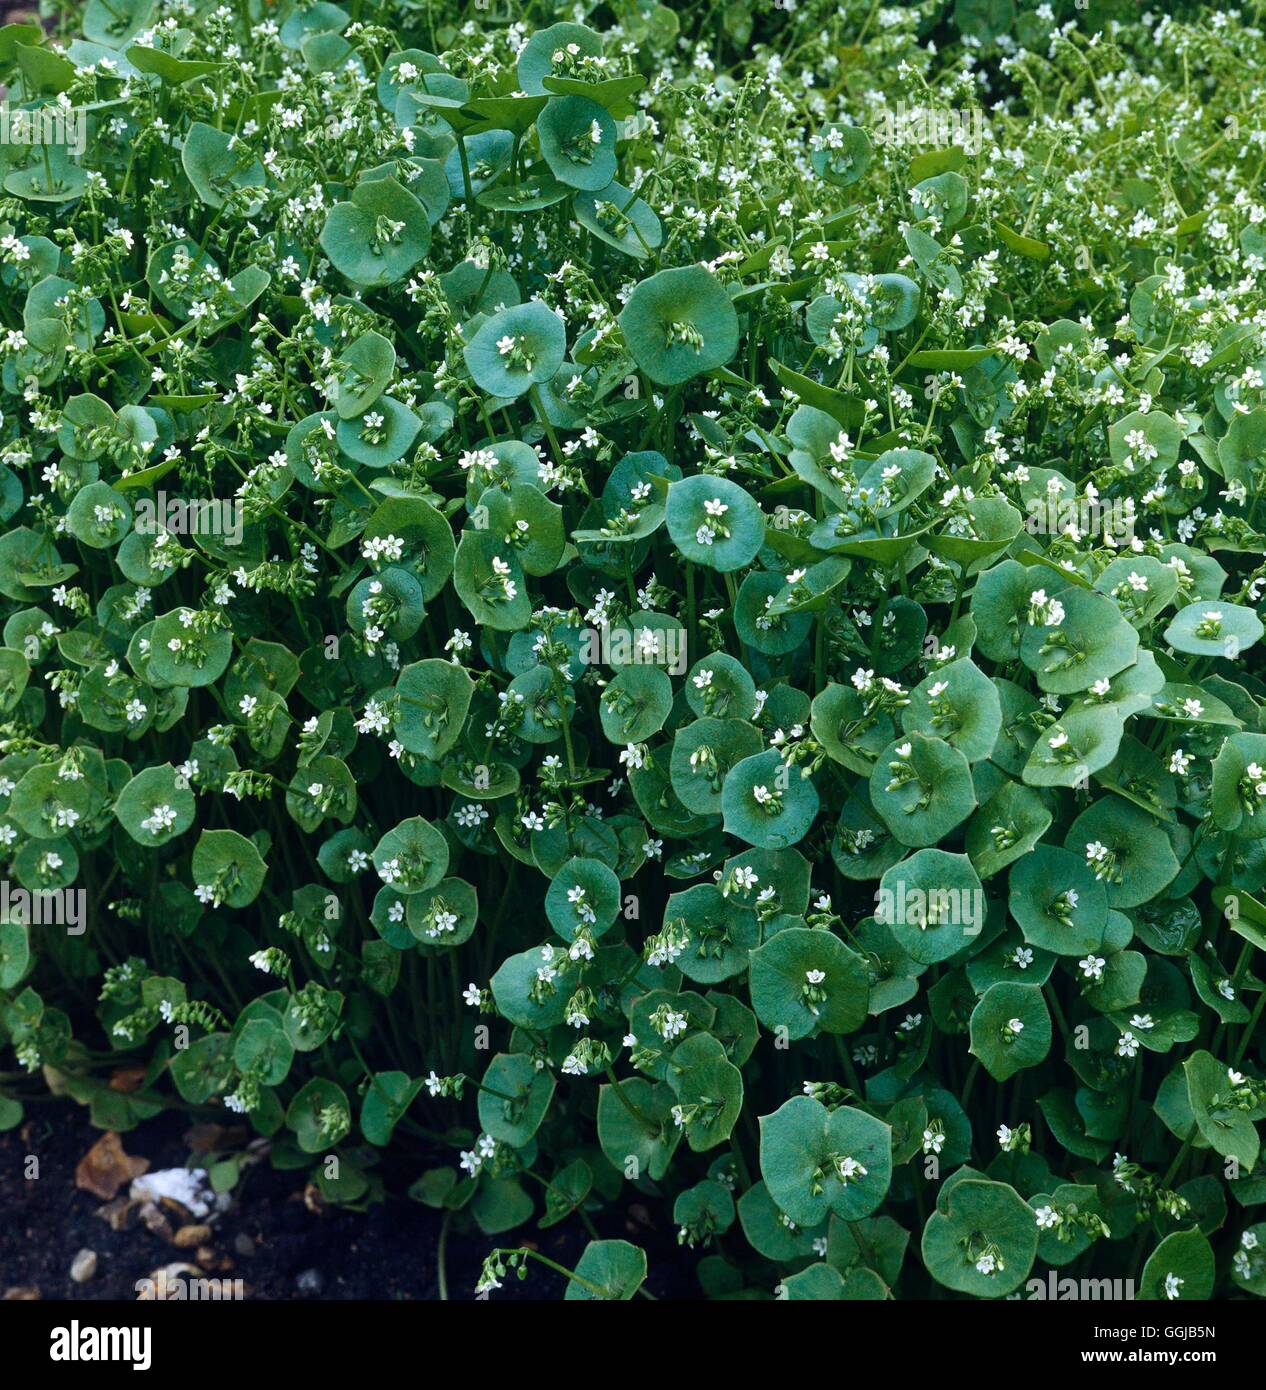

{"left": 74, "top": 1131, "right": 149, "bottom": 1201}
{"left": 107, "top": 1067, "right": 147, "bottom": 1093}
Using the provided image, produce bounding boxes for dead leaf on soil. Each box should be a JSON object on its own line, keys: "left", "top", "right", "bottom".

{"left": 108, "top": 1067, "right": 147, "bottom": 1093}
{"left": 75, "top": 1131, "right": 149, "bottom": 1200}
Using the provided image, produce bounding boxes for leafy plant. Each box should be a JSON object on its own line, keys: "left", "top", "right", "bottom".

{"left": 0, "top": 0, "right": 1264, "bottom": 1302}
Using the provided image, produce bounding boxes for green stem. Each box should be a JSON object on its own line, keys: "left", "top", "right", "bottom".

{"left": 437, "top": 1211, "right": 451, "bottom": 1301}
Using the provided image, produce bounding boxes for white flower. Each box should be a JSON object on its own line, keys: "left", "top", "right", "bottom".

{"left": 1079, "top": 955, "right": 1106, "bottom": 981}
{"left": 141, "top": 804, "right": 178, "bottom": 837}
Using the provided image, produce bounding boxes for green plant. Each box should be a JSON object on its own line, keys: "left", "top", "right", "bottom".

{"left": 0, "top": 0, "right": 1264, "bottom": 1302}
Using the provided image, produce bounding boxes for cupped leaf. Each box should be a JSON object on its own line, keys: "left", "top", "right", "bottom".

{"left": 619, "top": 266, "right": 739, "bottom": 386}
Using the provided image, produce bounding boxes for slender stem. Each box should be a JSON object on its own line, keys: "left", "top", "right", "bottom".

{"left": 437, "top": 1212, "right": 451, "bottom": 1301}
{"left": 603, "top": 1065, "right": 656, "bottom": 1131}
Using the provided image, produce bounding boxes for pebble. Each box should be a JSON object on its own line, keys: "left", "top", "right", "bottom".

{"left": 94, "top": 1196, "right": 135, "bottom": 1232}
{"left": 70, "top": 1249, "right": 97, "bottom": 1283}
{"left": 173, "top": 1224, "right": 212, "bottom": 1249}
{"left": 138, "top": 1201, "right": 174, "bottom": 1243}
{"left": 296, "top": 1268, "right": 324, "bottom": 1295}
{"left": 233, "top": 1233, "right": 256, "bottom": 1258}
{"left": 137, "top": 1263, "right": 200, "bottom": 1301}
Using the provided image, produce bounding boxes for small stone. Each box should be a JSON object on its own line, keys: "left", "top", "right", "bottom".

{"left": 158, "top": 1196, "right": 195, "bottom": 1225}
{"left": 233, "top": 1233, "right": 256, "bottom": 1258}
{"left": 173, "top": 1224, "right": 212, "bottom": 1249}
{"left": 195, "top": 1246, "right": 217, "bottom": 1269}
{"left": 4, "top": 1286, "right": 41, "bottom": 1300}
{"left": 296, "top": 1268, "right": 324, "bottom": 1296}
{"left": 138, "top": 1201, "right": 173, "bottom": 1242}
{"left": 137, "top": 1263, "right": 201, "bottom": 1301}
{"left": 70, "top": 1249, "right": 97, "bottom": 1284}
{"left": 94, "top": 1196, "right": 136, "bottom": 1232}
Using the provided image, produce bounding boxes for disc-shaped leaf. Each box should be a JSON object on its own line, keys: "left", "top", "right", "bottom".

{"left": 372, "top": 816, "right": 448, "bottom": 895}
{"left": 1211, "top": 733, "right": 1266, "bottom": 839}
{"left": 574, "top": 181, "right": 662, "bottom": 258}
{"left": 564, "top": 1239, "right": 647, "bottom": 1301}
{"left": 869, "top": 733, "right": 976, "bottom": 848}
{"left": 748, "top": 927, "right": 869, "bottom": 1039}
{"left": 114, "top": 763, "right": 195, "bottom": 846}
{"left": 191, "top": 829, "right": 266, "bottom": 908}
{"left": 902, "top": 658, "right": 1001, "bottom": 763}
{"left": 1184, "top": 1049, "right": 1260, "bottom": 1170}
{"left": 663, "top": 882, "right": 760, "bottom": 985}
{"left": 181, "top": 122, "right": 266, "bottom": 212}
{"left": 478, "top": 1052, "right": 555, "bottom": 1147}
{"left": 319, "top": 177, "right": 430, "bottom": 288}
{"left": 877, "top": 849, "right": 985, "bottom": 964}
{"left": 759, "top": 1095, "right": 891, "bottom": 1227}
{"left": 1064, "top": 797, "right": 1180, "bottom": 907}
{"left": 463, "top": 300, "right": 565, "bottom": 399}
{"left": 722, "top": 749, "right": 819, "bottom": 849}
{"left": 536, "top": 95, "right": 616, "bottom": 191}
{"left": 1019, "top": 588, "right": 1139, "bottom": 695}
{"left": 546, "top": 856, "right": 621, "bottom": 942}
{"left": 1138, "top": 1228, "right": 1215, "bottom": 1302}
{"left": 921, "top": 1177, "right": 1037, "bottom": 1297}
{"left": 1165, "top": 600, "right": 1263, "bottom": 658}
{"left": 810, "top": 123, "right": 872, "bottom": 187}
{"left": 361, "top": 1071, "right": 423, "bottom": 1145}
{"left": 965, "top": 782, "right": 1052, "bottom": 879}
{"left": 667, "top": 1033, "right": 743, "bottom": 1151}
{"left": 969, "top": 982, "right": 1051, "bottom": 1081}
{"left": 491, "top": 943, "right": 571, "bottom": 1030}
{"left": 619, "top": 266, "right": 739, "bottom": 386}
{"left": 1009, "top": 845, "right": 1108, "bottom": 955}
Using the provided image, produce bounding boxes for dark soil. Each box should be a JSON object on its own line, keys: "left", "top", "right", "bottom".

{"left": 0, "top": 1101, "right": 694, "bottom": 1300}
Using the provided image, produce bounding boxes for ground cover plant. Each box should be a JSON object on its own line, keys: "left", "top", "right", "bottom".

{"left": 0, "top": 0, "right": 1265, "bottom": 1302}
